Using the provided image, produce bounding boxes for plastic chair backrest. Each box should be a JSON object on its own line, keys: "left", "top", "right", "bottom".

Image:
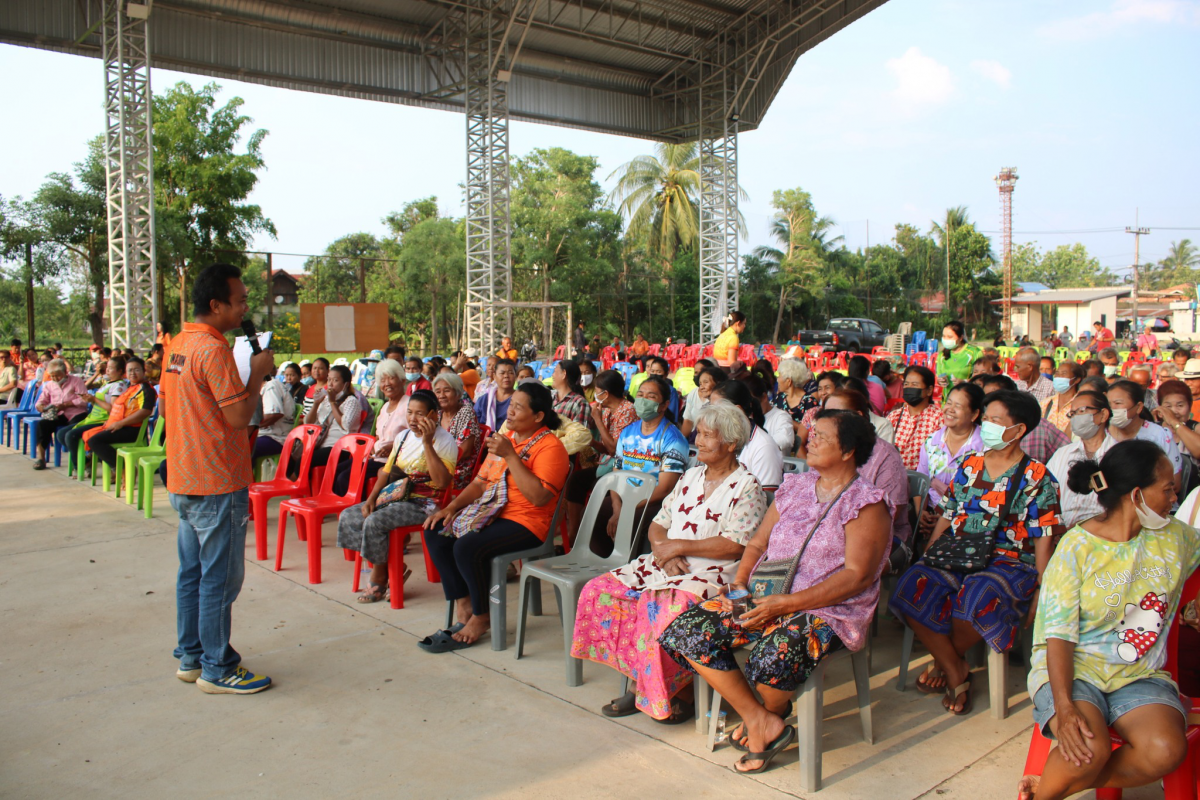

{"left": 315, "top": 433, "right": 377, "bottom": 497}
{"left": 367, "top": 397, "right": 384, "bottom": 434}
{"left": 577, "top": 469, "right": 656, "bottom": 561}
{"left": 147, "top": 414, "right": 167, "bottom": 448}
{"left": 687, "top": 445, "right": 699, "bottom": 467}
{"left": 270, "top": 424, "right": 322, "bottom": 484}
{"left": 782, "top": 456, "right": 808, "bottom": 474}
{"left": 907, "top": 470, "right": 931, "bottom": 511}
{"left": 461, "top": 424, "right": 492, "bottom": 484}
{"left": 672, "top": 367, "right": 695, "bottom": 393}
{"left": 18, "top": 381, "right": 40, "bottom": 412}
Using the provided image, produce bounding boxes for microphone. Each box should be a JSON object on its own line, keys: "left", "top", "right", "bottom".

{"left": 241, "top": 319, "right": 262, "bottom": 355}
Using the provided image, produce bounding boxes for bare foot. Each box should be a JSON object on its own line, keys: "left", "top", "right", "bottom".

{"left": 941, "top": 657, "right": 972, "bottom": 713}
{"left": 454, "top": 597, "right": 473, "bottom": 628}
{"left": 916, "top": 663, "right": 948, "bottom": 692}
{"left": 735, "top": 710, "right": 785, "bottom": 772}
{"left": 453, "top": 614, "right": 490, "bottom": 644}
{"left": 1016, "top": 774, "right": 1039, "bottom": 800}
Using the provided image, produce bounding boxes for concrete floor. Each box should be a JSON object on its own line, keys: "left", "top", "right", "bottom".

{"left": 0, "top": 445, "right": 1160, "bottom": 799}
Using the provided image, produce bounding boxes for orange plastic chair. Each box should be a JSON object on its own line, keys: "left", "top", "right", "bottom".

{"left": 274, "top": 433, "right": 376, "bottom": 584}
{"left": 1017, "top": 570, "right": 1200, "bottom": 799}
{"left": 247, "top": 424, "right": 322, "bottom": 561}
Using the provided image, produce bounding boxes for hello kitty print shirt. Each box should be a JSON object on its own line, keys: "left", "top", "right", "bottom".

{"left": 1027, "top": 519, "right": 1200, "bottom": 699}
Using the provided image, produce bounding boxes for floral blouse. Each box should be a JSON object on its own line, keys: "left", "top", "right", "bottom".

{"left": 772, "top": 379, "right": 820, "bottom": 423}
{"left": 609, "top": 464, "right": 766, "bottom": 600}
{"left": 444, "top": 403, "right": 482, "bottom": 489}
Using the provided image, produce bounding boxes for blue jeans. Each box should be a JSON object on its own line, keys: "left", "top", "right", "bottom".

{"left": 172, "top": 489, "right": 249, "bottom": 681}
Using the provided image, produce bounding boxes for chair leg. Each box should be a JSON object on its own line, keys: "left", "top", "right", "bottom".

{"left": 851, "top": 648, "right": 874, "bottom": 744}
{"left": 694, "top": 675, "right": 711, "bottom": 736}
{"left": 797, "top": 659, "right": 828, "bottom": 793}
{"left": 142, "top": 464, "right": 156, "bottom": 519}
{"left": 561, "top": 586, "right": 583, "bottom": 687}
{"left": 124, "top": 456, "right": 137, "bottom": 504}
{"left": 387, "top": 530, "right": 405, "bottom": 610}
{"left": 988, "top": 647, "right": 1008, "bottom": 720}
{"left": 490, "top": 560, "right": 507, "bottom": 652}
{"left": 251, "top": 493, "right": 268, "bottom": 560}
{"left": 514, "top": 574, "right": 534, "bottom": 660}
{"left": 530, "top": 567, "right": 543, "bottom": 617}
{"left": 422, "top": 532, "right": 442, "bottom": 583}
{"left": 304, "top": 514, "right": 323, "bottom": 585}
{"left": 352, "top": 553, "right": 363, "bottom": 593}
{"left": 896, "top": 625, "right": 915, "bottom": 690}
{"left": 274, "top": 508, "right": 289, "bottom": 571}
{"left": 706, "top": 680, "right": 723, "bottom": 751}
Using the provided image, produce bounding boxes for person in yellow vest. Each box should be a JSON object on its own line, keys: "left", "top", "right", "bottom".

{"left": 713, "top": 310, "right": 746, "bottom": 369}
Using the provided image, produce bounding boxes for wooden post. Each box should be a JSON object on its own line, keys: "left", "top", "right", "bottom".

{"left": 25, "top": 242, "right": 35, "bottom": 349}
{"left": 358, "top": 257, "right": 367, "bottom": 303}
{"left": 266, "top": 252, "right": 274, "bottom": 329}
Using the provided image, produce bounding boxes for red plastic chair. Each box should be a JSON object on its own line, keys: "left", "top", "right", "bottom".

{"left": 1018, "top": 570, "right": 1200, "bottom": 799}
{"left": 701, "top": 344, "right": 715, "bottom": 359}
{"left": 247, "top": 424, "right": 322, "bottom": 561}
{"left": 601, "top": 346, "right": 618, "bottom": 370}
{"left": 350, "top": 425, "right": 492, "bottom": 608}
{"left": 762, "top": 344, "right": 777, "bottom": 358}
{"left": 648, "top": 343, "right": 661, "bottom": 356}
{"left": 553, "top": 345, "right": 565, "bottom": 359}
{"left": 872, "top": 346, "right": 889, "bottom": 357}
{"left": 737, "top": 344, "right": 756, "bottom": 364}
{"left": 274, "top": 433, "right": 377, "bottom": 584}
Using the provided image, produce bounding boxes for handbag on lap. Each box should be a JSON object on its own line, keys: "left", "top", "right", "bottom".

{"left": 922, "top": 456, "right": 1029, "bottom": 573}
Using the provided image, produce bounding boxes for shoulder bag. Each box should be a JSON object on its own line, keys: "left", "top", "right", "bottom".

{"left": 748, "top": 476, "right": 858, "bottom": 600}
{"left": 447, "top": 429, "right": 552, "bottom": 538}
{"left": 923, "top": 455, "right": 1029, "bottom": 573}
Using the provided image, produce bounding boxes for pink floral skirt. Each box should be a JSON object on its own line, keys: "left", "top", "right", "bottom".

{"left": 570, "top": 573, "right": 699, "bottom": 719}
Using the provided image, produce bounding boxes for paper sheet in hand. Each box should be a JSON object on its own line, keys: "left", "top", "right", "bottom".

{"left": 233, "top": 331, "right": 273, "bottom": 386}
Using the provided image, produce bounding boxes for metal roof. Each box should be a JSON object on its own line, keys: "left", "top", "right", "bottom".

{"left": 992, "top": 288, "right": 1132, "bottom": 306}
{"left": 0, "top": 0, "right": 891, "bottom": 141}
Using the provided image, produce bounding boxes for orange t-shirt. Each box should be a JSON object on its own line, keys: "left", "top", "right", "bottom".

{"left": 474, "top": 427, "right": 569, "bottom": 540}
{"left": 495, "top": 347, "right": 518, "bottom": 361}
{"left": 629, "top": 340, "right": 649, "bottom": 358}
{"left": 459, "top": 369, "right": 480, "bottom": 400}
{"left": 1191, "top": 397, "right": 1200, "bottom": 422}
{"left": 160, "top": 322, "right": 252, "bottom": 495}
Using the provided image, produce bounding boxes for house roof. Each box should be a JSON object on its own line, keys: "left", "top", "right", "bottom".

{"left": 272, "top": 270, "right": 304, "bottom": 285}
{"left": 992, "top": 288, "right": 1131, "bottom": 306}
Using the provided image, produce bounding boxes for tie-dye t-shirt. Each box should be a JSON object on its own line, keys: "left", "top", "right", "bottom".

{"left": 614, "top": 417, "right": 688, "bottom": 477}
{"left": 1028, "top": 519, "right": 1200, "bottom": 697}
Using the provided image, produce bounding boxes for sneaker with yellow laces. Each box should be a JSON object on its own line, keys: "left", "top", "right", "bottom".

{"left": 196, "top": 666, "right": 272, "bottom": 695}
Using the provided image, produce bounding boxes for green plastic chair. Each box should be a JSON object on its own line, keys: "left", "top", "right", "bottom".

{"left": 1054, "top": 347, "right": 1070, "bottom": 362}
{"left": 1118, "top": 349, "right": 1131, "bottom": 363}
{"left": 672, "top": 367, "right": 697, "bottom": 396}
{"left": 115, "top": 418, "right": 165, "bottom": 504}
{"left": 91, "top": 416, "right": 150, "bottom": 493}
{"left": 367, "top": 397, "right": 384, "bottom": 435}
{"left": 137, "top": 451, "right": 168, "bottom": 518}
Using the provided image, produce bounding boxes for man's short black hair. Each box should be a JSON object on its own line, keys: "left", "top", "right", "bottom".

{"left": 192, "top": 263, "right": 243, "bottom": 318}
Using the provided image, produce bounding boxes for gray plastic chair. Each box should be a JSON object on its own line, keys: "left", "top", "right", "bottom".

{"left": 696, "top": 643, "right": 873, "bottom": 793}
{"left": 906, "top": 470, "right": 930, "bottom": 520}
{"left": 512, "top": 469, "right": 656, "bottom": 685}
{"left": 782, "top": 456, "right": 809, "bottom": 474}
{"left": 687, "top": 445, "right": 699, "bottom": 468}
{"left": 443, "top": 462, "right": 575, "bottom": 651}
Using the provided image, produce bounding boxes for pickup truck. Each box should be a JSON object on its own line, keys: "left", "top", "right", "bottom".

{"left": 792, "top": 318, "right": 890, "bottom": 353}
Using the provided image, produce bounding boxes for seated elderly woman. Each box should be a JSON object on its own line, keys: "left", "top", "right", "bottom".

{"left": 32, "top": 358, "right": 90, "bottom": 470}
{"left": 83, "top": 357, "right": 156, "bottom": 472}
{"left": 337, "top": 389, "right": 458, "bottom": 603}
{"left": 658, "top": 410, "right": 893, "bottom": 773}
{"left": 889, "top": 390, "right": 1064, "bottom": 714}
{"left": 1018, "top": 440, "right": 1197, "bottom": 800}
{"left": 432, "top": 371, "right": 481, "bottom": 489}
{"left": 572, "top": 401, "right": 767, "bottom": 722}
{"left": 421, "top": 382, "right": 569, "bottom": 650}
{"left": 59, "top": 355, "right": 128, "bottom": 468}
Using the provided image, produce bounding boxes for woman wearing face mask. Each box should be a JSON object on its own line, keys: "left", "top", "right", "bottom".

{"left": 589, "top": 369, "right": 637, "bottom": 461}
{"left": 886, "top": 365, "right": 943, "bottom": 471}
{"left": 935, "top": 320, "right": 981, "bottom": 393}
{"left": 1047, "top": 391, "right": 1117, "bottom": 528}
{"left": 1044, "top": 361, "right": 1085, "bottom": 433}
{"left": 1154, "top": 379, "right": 1200, "bottom": 500}
{"left": 404, "top": 356, "right": 433, "bottom": 396}
{"left": 577, "top": 359, "right": 597, "bottom": 403}
{"left": 890, "top": 390, "right": 1064, "bottom": 706}
{"left": 632, "top": 356, "right": 680, "bottom": 421}
{"left": 590, "top": 374, "right": 689, "bottom": 556}
{"left": 1105, "top": 380, "right": 1183, "bottom": 495}
{"left": 1017, "top": 441, "right": 1195, "bottom": 800}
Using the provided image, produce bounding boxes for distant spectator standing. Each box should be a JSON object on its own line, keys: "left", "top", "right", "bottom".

{"left": 573, "top": 321, "right": 588, "bottom": 356}
{"left": 935, "top": 320, "right": 981, "bottom": 390}
{"left": 160, "top": 263, "right": 275, "bottom": 695}
{"left": 495, "top": 336, "right": 518, "bottom": 361}
{"left": 1090, "top": 320, "right": 1114, "bottom": 352}
{"left": 1059, "top": 325, "right": 1073, "bottom": 349}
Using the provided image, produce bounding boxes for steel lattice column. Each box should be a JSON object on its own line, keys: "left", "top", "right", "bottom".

{"left": 102, "top": 0, "right": 158, "bottom": 351}
{"left": 698, "top": 69, "right": 739, "bottom": 342}
{"left": 461, "top": 0, "right": 513, "bottom": 355}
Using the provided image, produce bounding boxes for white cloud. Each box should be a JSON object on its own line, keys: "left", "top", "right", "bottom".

{"left": 1037, "top": 0, "right": 1200, "bottom": 41}
{"left": 886, "top": 47, "right": 954, "bottom": 106}
{"left": 970, "top": 59, "right": 1012, "bottom": 89}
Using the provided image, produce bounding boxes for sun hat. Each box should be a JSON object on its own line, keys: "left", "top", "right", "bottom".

{"left": 464, "top": 347, "right": 479, "bottom": 358}
{"left": 1180, "top": 358, "right": 1200, "bottom": 380}
{"left": 366, "top": 349, "right": 384, "bottom": 361}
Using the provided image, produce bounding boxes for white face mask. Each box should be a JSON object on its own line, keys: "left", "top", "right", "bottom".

{"left": 580, "top": 373, "right": 593, "bottom": 386}
{"left": 942, "top": 337, "right": 958, "bottom": 350}
{"left": 1109, "top": 408, "right": 1133, "bottom": 428}
{"left": 1133, "top": 489, "right": 1171, "bottom": 530}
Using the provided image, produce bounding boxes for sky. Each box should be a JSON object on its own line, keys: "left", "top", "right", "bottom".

{"left": 2, "top": 0, "right": 1199, "bottom": 283}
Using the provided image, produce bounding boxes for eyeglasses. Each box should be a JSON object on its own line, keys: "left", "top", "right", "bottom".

{"left": 1066, "top": 407, "right": 1102, "bottom": 418}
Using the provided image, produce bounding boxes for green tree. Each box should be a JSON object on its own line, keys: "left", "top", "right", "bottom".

{"left": 33, "top": 137, "right": 109, "bottom": 343}
{"left": 756, "top": 188, "right": 841, "bottom": 341}
{"left": 383, "top": 197, "right": 439, "bottom": 241}
{"left": 368, "top": 217, "right": 463, "bottom": 352}
{"left": 300, "top": 232, "right": 384, "bottom": 304}
{"left": 1151, "top": 239, "right": 1200, "bottom": 289}
{"left": 0, "top": 195, "right": 68, "bottom": 346}
{"left": 152, "top": 81, "right": 275, "bottom": 324}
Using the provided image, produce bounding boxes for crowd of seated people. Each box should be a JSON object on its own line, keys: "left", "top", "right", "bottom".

{"left": 25, "top": 311, "right": 1200, "bottom": 796}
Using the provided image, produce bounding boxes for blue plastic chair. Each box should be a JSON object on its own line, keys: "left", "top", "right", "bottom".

{"left": 537, "top": 365, "right": 555, "bottom": 381}
{"left": 614, "top": 362, "right": 638, "bottom": 390}
{"left": 0, "top": 380, "right": 37, "bottom": 435}
{"left": 3, "top": 381, "right": 41, "bottom": 449}
{"left": 592, "top": 360, "right": 603, "bottom": 372}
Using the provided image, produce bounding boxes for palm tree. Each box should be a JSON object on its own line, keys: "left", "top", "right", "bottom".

{"left": 609, "top": 142, "right": 748, "bottom": 332}
{"left": 756, "top": 199, "right": 842, "bottom": 342}
{"left": 1158, "top": 239, "right": 1200, "bottom": 287}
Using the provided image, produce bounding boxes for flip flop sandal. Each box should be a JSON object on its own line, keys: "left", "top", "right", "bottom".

{"left": 601, "top": 690, "right": 639, "bottom": 718}
{"left": 916, "top": 663, "right": 947, "bottom": 695}
{"left": 417, "top": 629, "right": 475, "bottom": 653}
{"left": 733, "top": 725, "right": 796, "bottom": 775}
{"left": 730, "top": 701, "right": 795, "bottom": 752}
{"left": 945, "top": 674, "right": 974, "bottom": 716}
{"left": 356, "top": 583, "right": 388, "bottom": 604}
{"left": 653, "top": 700, "right": 694, "bottom": 725}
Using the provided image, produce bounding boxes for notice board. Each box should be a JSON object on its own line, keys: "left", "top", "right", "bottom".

{"left": 299, "top": 303, "right": 390, "bottom": 354}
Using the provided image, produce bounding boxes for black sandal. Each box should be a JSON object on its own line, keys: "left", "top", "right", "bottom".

{"left": 730, "top": 701, "right": 794, "bottom": 751}
{"left": 601, "top": 690, "right": 638, "bottom": 717}
{"left": 733, "top": 725, "right": 796, "bottom": 774}
{"left": 653, "top": 699, "right": 694, "bottom": 725}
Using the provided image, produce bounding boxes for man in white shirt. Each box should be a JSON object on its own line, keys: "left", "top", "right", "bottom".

{"left": 253, "top": 366, "right": 296, "bottom": 459}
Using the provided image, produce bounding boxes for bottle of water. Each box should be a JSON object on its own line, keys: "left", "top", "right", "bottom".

{"left": 706, "top": 710, "right": 728, "bottom": 743}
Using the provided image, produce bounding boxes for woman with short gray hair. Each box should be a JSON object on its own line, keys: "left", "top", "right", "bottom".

{"left": 433, "top": 370, "right": 481, "bottom": 488}
{"left": 773, "top": 357, "right": 819, "bottom": 427}
{"left": 571, "top": 397, "right": 768, "bottom": 724}
{"left": 32, "top": 358, "right": 89, "bottom": 470}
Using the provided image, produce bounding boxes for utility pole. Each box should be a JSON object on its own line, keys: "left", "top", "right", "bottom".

{"left": 995, "top": 167, "right": 1019, "bottom": 341}
{"left": 265, "top": 251, "right": 274, "bottom": 330}
{"left": 865, "top": 220, "right": 871, "bottom": 316}
{"left": 25, "top": 242, "right": 35, "bottom": 350}
{"left": 1126, "top": 209, "right": 1150, "bottom": 335}
{"left": 945, "top": 211, "right": 952, "bottom": 318}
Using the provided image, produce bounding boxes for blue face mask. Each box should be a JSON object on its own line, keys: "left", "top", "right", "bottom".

{"left": 1041, "top": 372, "right": 1053, "bottom": 381}
{"left": 301, "top": 376, "right": 315, "bottom": 386}
{"left": 405, "top": 372, "right": 422, "bottom": 382}
{"left": 1052, "top": 376, "right": 1073, "bottom": 394}
{"left": 980, "top": 420, "right": 1020, "bottom": 450}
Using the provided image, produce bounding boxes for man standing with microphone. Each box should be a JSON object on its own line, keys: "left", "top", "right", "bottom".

{"left": 161, "top": 263, "right": 275, "bottom": 694}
